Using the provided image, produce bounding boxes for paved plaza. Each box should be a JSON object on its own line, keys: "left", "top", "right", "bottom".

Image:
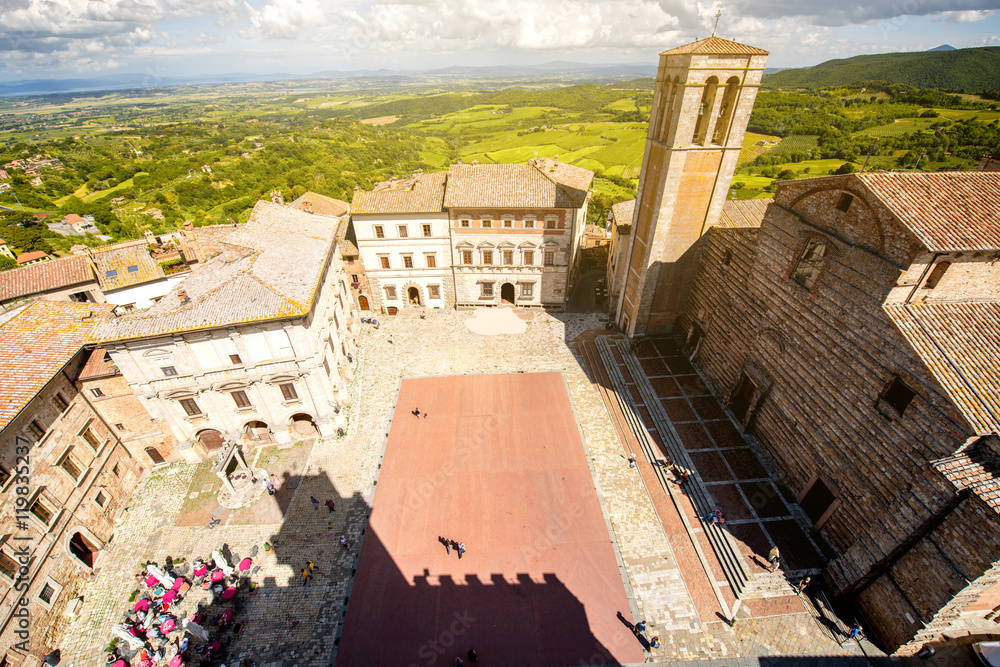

{"left": 58, "top": 307, "right": 954, "bottom": 666}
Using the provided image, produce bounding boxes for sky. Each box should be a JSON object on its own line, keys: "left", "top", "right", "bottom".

{"left": 0, "top": 0, "right": 999, "bottom": 81}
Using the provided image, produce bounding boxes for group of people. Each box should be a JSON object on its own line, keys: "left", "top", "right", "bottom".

{"left": 412, "top": 407, "right": 428, "bottom": 419}
{"left": 656, "top": 456, "right": 691, "bottom": 485}
{"left": 437, "top": 536, "right": 467, "bottom": 559}
{"left": 109, "top": 550, "right": 252, "bottom": 667}
{"left": 360, "top": 316, "right": 381, "bottom": 328}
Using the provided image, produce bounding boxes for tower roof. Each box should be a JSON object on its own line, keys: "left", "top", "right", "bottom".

{"left": 661, "top": 36, "right": 769, "bottom": 56}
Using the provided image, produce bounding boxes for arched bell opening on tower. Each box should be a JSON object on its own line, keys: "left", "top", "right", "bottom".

{"left": 693, "top": 76, "right": 719, "bottom": 146}
{"left": 713, "top": 76, "right": 742, "bottom": 145}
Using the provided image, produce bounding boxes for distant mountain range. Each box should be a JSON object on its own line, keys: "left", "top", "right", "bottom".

{"left": 0, "top": 62, "right": 658, "bottom": 97}
{"left": 764, "top": 46, "right": 1000, "bottom": 92}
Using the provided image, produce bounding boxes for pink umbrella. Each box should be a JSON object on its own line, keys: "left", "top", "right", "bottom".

{"left": 133, "top": 599, "right": 150, "bottom": 612}
{"left": 238, "top": 558, "right": 252, "bottom": 572}
{"left": 169, "top": 656, "right": 183, "bottom": 667}
{"left": 162, "top": 590, "right": 177, "bottom": 604}
{"left": 161, "top": 618, "right": 176, "bottom": 632}
{"left": 144, "top": 574, "right": 158, "bottom": 587}
{"left": 113, "top": 661, "right": 126, "bottom": 667}
{"left": 222, "top": 587, "right": 236, "bottom": 600}
{"left": 193, "top": 565, "right": 208, "bottom": 578}
{"left": 210, "top": 569, "right": 225, "bottom": 582}
{"left": 171, "top": 577, "right": 185, "bottom": 591}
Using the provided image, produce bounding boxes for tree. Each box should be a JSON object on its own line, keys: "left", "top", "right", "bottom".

{"left": 0, "top": 256, "right": 16, "bottom": 271}
{"left": 835, "top": 162, "right": 856, "bottom": 175}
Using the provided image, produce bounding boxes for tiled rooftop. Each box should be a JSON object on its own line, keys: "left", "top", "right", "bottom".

{"left": 91, "top": 201, "right": 338, "bottom": 343}
{"left": 289, "top": 191, "right": 350, "bottom": 218}
{"left": 443, "top": 158, "right": 594, "bottom": 210}
{"left": 351, "top": 172, "right": 446, "bottom": 214}
{"left": 611, "top": 199, "right": 635, "bottom": 229}
{"left": 77, "top": 347, "right": 119, "bottom": 380}
{"left": 717, "top": 198, "right": 771, "bottom": 229}
{"left": 660, "top": 36, "right": 769, "bottom": 56}
{"left": 92, "top": 242, "right": 166, "bottom": 291}
{"left": 0, "top": 254, "right": 96, "bottom": 302}
{"left": 0, "top": 301, "right": 113, "bottom": 430}
{"left": 933, "top": 438, "right": 1000, "bottom": 514}
{"left": 17, "top": 251, "right": 49, "bottom": 264}
{"left": 885, "top": 300, "right": 1000, "bottom": 434}
{"left": 858, "top": 171, "right": 1000, "bottom": 252}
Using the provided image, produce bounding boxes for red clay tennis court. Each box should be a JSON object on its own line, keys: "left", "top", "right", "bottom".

{"left": 335, "top": 372, "right": 643, "bottom": 666}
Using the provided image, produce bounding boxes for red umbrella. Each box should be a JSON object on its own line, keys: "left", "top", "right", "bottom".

{"left": 222, "top": 587, "right": 236, "bottom": 600}
{"left": 238, "top": 558, "right": 252, "bottom": 572}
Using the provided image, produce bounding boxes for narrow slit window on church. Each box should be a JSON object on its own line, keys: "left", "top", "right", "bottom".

{"left": 924, "top": 261, "right": 950, "bottom": 289}
{"left": 791, "top": 239, "right": 827, "bottom": 290}
{"left": 880, "top": 377, "right": 915, "bottom": 416}
{"left": 836, "top": 193, "right": 854, "bottom": 212}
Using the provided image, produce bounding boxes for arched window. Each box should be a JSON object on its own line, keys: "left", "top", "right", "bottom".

{"left": 656, "top": 77, "right": 680, "bottom": 142}
{"left": 693, "top": 77, "right": 718, "bottom": 146}
{"left": 712, "top": 77, "right": 741, "bottom": 145}
{"left": 924, "top": 261, "right": 951, "bottom": 289}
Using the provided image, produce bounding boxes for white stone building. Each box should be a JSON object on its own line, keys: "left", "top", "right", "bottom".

{"left": 90, "top": 201, "right": 357, "bottom": 459}
{"left": 350, "top": 159, "right": 593, "bottom": 312}
{"left": 351, "top": 172, "right": 452, "bottom": 312}
{"left": 605, "top": 199, "right": 634, "bottom": 315}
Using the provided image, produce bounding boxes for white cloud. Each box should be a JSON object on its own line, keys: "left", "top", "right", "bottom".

{"left": 935, "top": 9, "right": 996, "bottom": 21}
{"left": 241, "top": 0, "right": 326, "bottom": 39}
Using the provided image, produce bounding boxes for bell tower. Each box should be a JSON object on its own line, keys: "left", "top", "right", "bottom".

{"left": 616, "top": 37, "right": 768, "bottom": 336}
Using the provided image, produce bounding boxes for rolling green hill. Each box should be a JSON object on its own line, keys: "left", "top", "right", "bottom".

{"left": 764, "top": 47, "right": 1000, "bottom": 92}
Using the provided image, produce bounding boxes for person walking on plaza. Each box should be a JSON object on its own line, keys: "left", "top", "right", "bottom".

{"left": 325, "top": 499, "right": 335, "bottom": 513}
{"left": 439, "top": 536, "right": 451, "bottom": 554}
{"left": 340, "top": 535, "right": 349, "bottom": 549}
{"left": 650, "top": 636, "right": 660, "bottom": 649}
{"left": 301, "top": 567, "right": 311, "bottom": 585}
{"left": 633, "top": 619, "right": 646, "bottom": 636}
{"left": 306, "top": 560, "right": 317, "bottom": 572}
{"left": 466, "top": 649, "right": 478, "bottom": 663}
{"left": 310, "top": 496, "right": 319, "bottom": 510}
{"left": 413, "top": 408, "right": 421, "bottom": 418}
{"left": 768, "top": 545, "right": 781, "bottom": 572}
{"left": 389, "top": 334, "right": 394, "bottom": 345}
{"left": 458, "top": 542, "right": 466, "bottom": 559}
{"left": 796, "top": 576, "right": 811, "bottom": 594}
{"left": 842, "top": 622, "right": 864, "bottom": 645}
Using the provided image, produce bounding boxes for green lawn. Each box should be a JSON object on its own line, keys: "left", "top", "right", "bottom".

{"left": 82, "top": 174, "right": 146, "bottom": 202}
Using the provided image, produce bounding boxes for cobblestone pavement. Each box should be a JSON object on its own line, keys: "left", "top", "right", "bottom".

{"left": 59, "top": 309, "right": 915, "bottom": 666}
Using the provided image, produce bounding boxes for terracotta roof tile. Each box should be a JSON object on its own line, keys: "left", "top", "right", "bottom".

{"left": 444, "top": 158, "right": 594, "bottom": 210}
{"left": 611, "top": 200, "right": 635, "bottom": 229}
{"left": 0, "top": 301, "right": 113, "bottom": 430}
{"left": 717, "top": 198, "right": 771, "bottom": 229}
{"left": 661, "top": 36, "right": 769, "bottom": 56}
{"left": 0, "top": 254, "right": 95, "bottom": 302}
{"left": 92, "top": 242, "right": 166, "bottom": 291}
{"left": 77, "top": 347, "right": 118, "bottom": 380}
{"left": 884, "top": 300, "right": 1000, "bottom": 434}
{"left": 933, "top": 440, "right": 1000, "bottom": 514}
{"left": 91, "top": 201, "right": 338, "bottom": 343}
{"left": 289, "top": 191, "right": 350, "bottom": 217}
{"left": 17, "top": 251, "right": 49, "bottom": 264}
{"left": 351, "top": 172, "right": 446, "bottom": 214}
{"left": 858, "top": 172, "right": 1000, "bottom": 252}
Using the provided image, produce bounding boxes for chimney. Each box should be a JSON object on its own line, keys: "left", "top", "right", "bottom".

{"left": 270, "top": 191, "right": 284, "bottom": 205}
{"left": 178, "top": 289, "right": 190, "bottom": 305}
{"left": 302, "top": 201, "right": 314, "bottom": 214}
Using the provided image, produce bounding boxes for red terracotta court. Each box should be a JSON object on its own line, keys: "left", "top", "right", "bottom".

{"left": 335, "top": 372, "right": 644, "bottom": 666}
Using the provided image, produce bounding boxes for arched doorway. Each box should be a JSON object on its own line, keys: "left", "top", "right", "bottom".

{"left": 407, "top": 287, "right": 421, "bottom": 306}
{"left": 500, "top": 282, "right": 515, "bottom": 304}
{"left": 145, "top": 447, "right": 166, "bottom": 464}
{"left": 358, "top": 295, "right": 370, "bottom": 311}
{"left": 197, "top": 429, "right": 224, "bottom": 451}
{"left": 68, "top": 531, "right": 100, "bottom": 568}
{"left": 245, "top": 420, "right": 274, "bottom": 443}
{"left": 290, "top": 413, "right": 318, "bottom": 437}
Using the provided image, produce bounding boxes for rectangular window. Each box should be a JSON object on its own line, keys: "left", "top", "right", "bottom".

{"left": 54, "top": 393, "right": 68, "bottom": 411}
{"left": 0, "top": 551, "right": 18, "bottom": 579}
{"left": 503, "top": 250, "right": 513, "bottom": 265}
{"left": 403, "top": 255, "right": 414, "bottom": 268}
{"left": 374, "top": 225, "right": 384, "bottom": 239}
{"left": 112, "top": 463, "right": 120, "bottom": 477}
{"left": 428, "top": 285, "right": 440, "bottom": 299}
{"left": 880, "top": 377, "right": 916, "bottom": 416}
{"left": 229, "top": 354, "right": 243, "bottom": 365}
{"left": 524, "top": 219, "right": 535, "bottom": 229}
{"left": 379, "top": 256, "right": 390, "bottom": 269}
{"left": 482, "top": 220, "right": 492, "bottom": 229}
{"left": 397, "top": 225, "right": 408, "bottom": 238}
{"left": 30, "top": 497, "right": 54, "bottom": 525}
{"left": 60, "top": 451, "right": 82, "bottom": 482}
{"left": 481, "top": 283, "right": 494, "bottom": 297}
{"left": 462, "top": 250, "right": 473, "bottom": 265}
{"left": 231, "top": 390, "right": 251, "bottom": 408}
{"left": 161, "top": 366, "right": 178, "bottom": 377}
{"left": 385, "top": 285, "right": 397, "bottom": 300}
{"left": 0, "top": 465, "right": 9, "bottom": 486}
{"left": 460, "top": 219, "right": 470, "bottom": 228}
{"left": 523, "top": 251, "right": 534, "bottom": 265}
{"left": 280, "top": 383, "right": 298, "bottom": 401}
{"left": 422, "top": 224, "right": 432, "bottom": 237}
{"left": 836, "top": 193, "right": 854, "bottom": 212}
{"left": 521, "top": 283, "right": 534, "bottom": 297}
{"left": 95, "top": 491, "right": 107, "bottom": 508}
{"left": 38, "top": 582, "right": 56, "bottom": 604}
{"left": 544, "top": 251, "right": 555, "bottom": 266}
{"left": 81, "top": 426, "right": 101, "bottom": 450}
{"left": 27, "top": 420, "right": 45, "bottom": 440}
{"left": 114, "top": 423, "right": 125, "bottom": 431}
{"left": 503, "top": 220, "right": 513, "bottom": 228}
{"left": 351, "top": 274, "right": 359, "bottom": 283}
{"left": 545, "top": 218, "right": 557, "bottom": 229}
{"left": 801, "top": 477, "right": 837, "bottom": 525}
{"left": 482, "top": 250, "right": 493, "bottom": 265}
{"left": 425, "top": 254, "right": 436, "bottom": 268}
{"left": 179, "top": 398, "right": 201, "bottom": 416}
{"left": 791, "top": 239, "right": 827, "bottom": 290}
{"left": 91, "top": 387, "right": 104, "bottom": 398}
